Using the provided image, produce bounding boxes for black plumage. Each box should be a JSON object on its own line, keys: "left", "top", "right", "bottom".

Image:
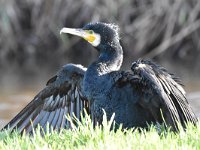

{"left": 2, "top": 64, "right": 89, "bottom": 134}
{"left": 61, "top": 22, "right": 197, "bottom": 130}
{"left": 2, "top": 22, "right": 197, "bottom": 134}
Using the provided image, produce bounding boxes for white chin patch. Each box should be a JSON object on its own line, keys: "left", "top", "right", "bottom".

{"left": 90, "top": 33, "right": 101, "bottom": 47}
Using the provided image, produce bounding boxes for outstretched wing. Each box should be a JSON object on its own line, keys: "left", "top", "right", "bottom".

{"left": 124, "top": 60, "right": 197, "bottom": 130}
{"left": 2, "top": 74, "right": 89, "bottom": 134}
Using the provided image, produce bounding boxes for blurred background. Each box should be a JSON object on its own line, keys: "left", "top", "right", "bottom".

{"left": 0, "top": 0, "right": 200, "bottom": 128}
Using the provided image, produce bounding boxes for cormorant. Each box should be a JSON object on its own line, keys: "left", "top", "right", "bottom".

{"left": 2, "top": 22, "right": 197, "bottom": 134}
{"left": 60, "top": 22, "right": 197, "bottom": 130}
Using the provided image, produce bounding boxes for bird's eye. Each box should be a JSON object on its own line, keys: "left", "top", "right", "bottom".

{"left": 87, "top": 30, "right": 94, "bottom": 34}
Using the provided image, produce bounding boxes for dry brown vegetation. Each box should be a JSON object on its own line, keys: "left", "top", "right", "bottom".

{"left": 0, "top": 0, "right": 200, "bottom": 85}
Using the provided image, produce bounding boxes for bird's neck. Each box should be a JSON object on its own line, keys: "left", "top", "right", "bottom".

{"left": 91, "top": 43, "right": 123, "bottom": 75}
{"left": 83, "top": 43, "right": 123, "bottom": 100}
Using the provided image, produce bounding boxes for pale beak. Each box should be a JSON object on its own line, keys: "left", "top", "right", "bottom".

{"left": 60, "top": 28, "right": 86, "bottom": 38}
{"left": 60, "top": 27, "right": 101, "bottom": 47}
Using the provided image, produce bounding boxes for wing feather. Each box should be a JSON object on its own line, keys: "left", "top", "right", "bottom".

{"left": 2, "top": 65, "right": 90, "bottom": 134}
{"left": 51, "top": 109, "right": 61, "bottom": 129}
{"left": 130, "top": 60, "right": 197, "bottom": 130}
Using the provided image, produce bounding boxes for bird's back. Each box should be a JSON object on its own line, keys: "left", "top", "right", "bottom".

{"left": 86, "top": 70, "right": 154, "bottom": 129}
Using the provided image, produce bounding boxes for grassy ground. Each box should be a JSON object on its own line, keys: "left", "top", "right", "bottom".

{"left": 0, "top": 114, "right": 199, "bottom": 150}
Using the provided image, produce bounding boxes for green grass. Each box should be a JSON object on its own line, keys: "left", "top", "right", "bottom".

{"left": 0, "top": 114, "right": 200, "bottom": 150}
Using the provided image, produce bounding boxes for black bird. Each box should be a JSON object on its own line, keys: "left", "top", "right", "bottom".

{"left": 60, "top": 22, "right": 197, "bottom": 130}
{"left": 2, "top": 22, "right": 197, "bottom": 134}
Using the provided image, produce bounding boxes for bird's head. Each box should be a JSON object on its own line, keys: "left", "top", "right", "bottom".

{"left": 60, "top": 22, "right": 120, "bottom": 51}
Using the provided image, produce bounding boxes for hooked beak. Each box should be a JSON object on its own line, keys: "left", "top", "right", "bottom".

{"left": 60, "top": 28, "right": 84, "bottom": 37}
{"left": 60, "top": 27, "right": 100, "bottom": 46}
{"left": 60, "top": 28, "right": 95, "bottom": 43}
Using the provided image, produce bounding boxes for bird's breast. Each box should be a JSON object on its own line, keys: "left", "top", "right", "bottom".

{"left": 83, "top": 71, "right": 113, "bottom": 100}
